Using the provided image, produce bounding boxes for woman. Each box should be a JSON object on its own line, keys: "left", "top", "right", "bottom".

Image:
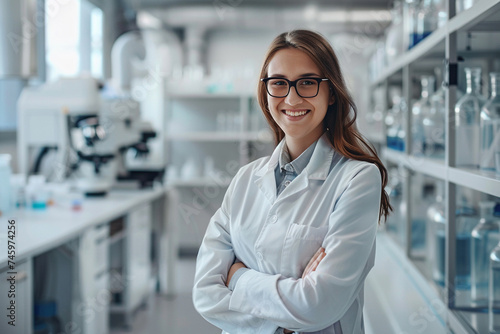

{"left": 193, "top": 30, "right": 391, "bottom": 334}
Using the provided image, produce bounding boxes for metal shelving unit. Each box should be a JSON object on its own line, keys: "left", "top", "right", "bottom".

{"left": 370, "top": 1, "right": 500, "bottom": 333}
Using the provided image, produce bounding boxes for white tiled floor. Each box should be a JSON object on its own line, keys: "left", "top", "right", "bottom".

{"left": 110, "top": 258, "right": 220, "bottom": 334}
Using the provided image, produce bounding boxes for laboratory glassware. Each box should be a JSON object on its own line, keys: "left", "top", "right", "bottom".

{"left": 412, "top": 76, "right": 436, "bottom": 156}
{"left": 416, "top": 0, "right": 439, "bottom": 44}
{"left": 490, "top": 241, "right": 500, "bottom": 332}
{"left": 0, "top": 154, "right": 13, "bottom": 216}
{"left": 386, "top": 87, "right": 406, "bottom": 151}
{"left": 385, "top": 0, "right": 404, "bottom": 64}
{"left": 411, "top": 174, "right": 428, "bottom": 251}
{"left": 406, "top": 0, "right": 421, "bottom": 49}
{"left": 427, "top": 72, "right": 446, "bottom": 159}
{"left": 471, "top": 201, "right": 500, "bottom": 306}
{"left": 427, "top": 181, "right": 445, "bottom": 283}
{"left": 455, "top": 67, "right": 488, "bottom": 169}
{"left": 386, "top": 169, "right": 403, "bottom": 235}
{"left": 457, "top": 0, "right": 476, "bottom": 14}
{"left": 480, "top": 72, "right": 500, "bottom": 172}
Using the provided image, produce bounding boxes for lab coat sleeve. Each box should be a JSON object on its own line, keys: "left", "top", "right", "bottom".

{"left": 192, "top": 170, "right": 280, "bottom": 334}
{"left": 228, "top": 164, "right": 381, "bottom": 333}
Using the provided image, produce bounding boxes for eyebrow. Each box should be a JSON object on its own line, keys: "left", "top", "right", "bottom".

{"left": 268, "top": 73, "right": 322, "bottom": 78}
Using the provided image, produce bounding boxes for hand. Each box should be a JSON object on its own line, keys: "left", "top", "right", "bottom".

{"left": 226, "top": 261, "right": 247, "bottom": 287}
{"left": 301, "top": 247, "right": 326, "bottom": 279}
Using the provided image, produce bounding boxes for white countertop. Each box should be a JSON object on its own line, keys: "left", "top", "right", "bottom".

{"left": 0, "top": 186, "right": 165, "bottom": 269}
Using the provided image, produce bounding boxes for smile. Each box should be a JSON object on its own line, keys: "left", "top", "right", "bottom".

{"left": 282, "top": 109, "right": 310, "bottom": 117}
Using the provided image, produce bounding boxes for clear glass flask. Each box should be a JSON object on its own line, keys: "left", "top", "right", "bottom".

{"left": 412, "top": 76, "right": 436, "bottom": 156}
{"left": 490, "top": 241, "right": 500, "bottom": 333}
{"left": 471, "top": 201, "right": 500, "bottom": 306}
{"left": 405, "top": 0, "right": 421, "bottom": 49}
{"left": 386, "top": 87, "right": 406, "bottom": 151}
{"left": 480, "top": 72, "right": 500, "bottom": 172}
{"left": 455, "top": 67, "right": 488, "bottom": 169}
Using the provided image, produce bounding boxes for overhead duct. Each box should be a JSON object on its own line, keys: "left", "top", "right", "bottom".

{"left": 111, "top": 31, "right": 146, "bottom": 93}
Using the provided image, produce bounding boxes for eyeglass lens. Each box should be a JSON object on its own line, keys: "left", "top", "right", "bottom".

{"left": 266, "top": 78, "right": 320, "bottom": 98}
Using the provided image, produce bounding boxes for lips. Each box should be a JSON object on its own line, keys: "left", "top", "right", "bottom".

{"left": 282, "top": 109, "right": 310, "bottom": 117}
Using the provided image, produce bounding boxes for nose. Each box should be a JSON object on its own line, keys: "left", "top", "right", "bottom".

{"left": 284, "top": 85, "right": 303, "bottom": 106}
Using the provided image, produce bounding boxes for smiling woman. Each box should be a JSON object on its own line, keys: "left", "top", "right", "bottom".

{"left": 193, "top": 29, "right": 392, "bottom": 334}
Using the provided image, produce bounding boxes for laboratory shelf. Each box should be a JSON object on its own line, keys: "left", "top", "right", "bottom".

{"left": 448, "top": 166, "right": 500, "bottom": 198}
{"left": 448, "top": 0, "right": 500, "bottom": 33}
{"left": 370, "top": 0, "right": 500, "bottom": 86}
{"left": 166, "top": 91, "right": 253, "bottom": 99}
{"left": 382, "top": 148, "right": 447, "bottom": 180}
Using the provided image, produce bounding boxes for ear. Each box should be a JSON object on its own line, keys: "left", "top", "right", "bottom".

{"left": 329, "top": 90, "right": 335, "bottom": 105}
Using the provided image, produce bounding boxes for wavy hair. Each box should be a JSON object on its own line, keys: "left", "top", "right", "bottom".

{"left": 257, "top": 30, "right": 392, "bottom": 223}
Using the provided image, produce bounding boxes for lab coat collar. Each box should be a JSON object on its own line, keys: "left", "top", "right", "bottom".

{"left": 254, "top": 133, "right": 335, "bottom": 202}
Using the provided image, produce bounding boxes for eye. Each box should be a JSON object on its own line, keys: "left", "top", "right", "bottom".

{"left": 270, "top": 79, "right": 287, "bottom": 86}
{"left": 299, "top": 79, "right": 317, "bottom": 86}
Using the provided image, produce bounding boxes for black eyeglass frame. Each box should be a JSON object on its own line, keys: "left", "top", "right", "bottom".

{"left": 260, "top": 77, "right": 329, "bottom": 98}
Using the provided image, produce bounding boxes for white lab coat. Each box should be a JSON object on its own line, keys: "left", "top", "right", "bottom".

{"left": 193, "top": 133, "right": 381, "bottom": 334}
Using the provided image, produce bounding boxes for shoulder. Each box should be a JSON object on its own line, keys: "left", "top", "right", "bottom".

{"left": 233, "top": 156, "right": 271, "bottom": 180}
{"left": 329, "top": 154, "right": 381, "bottom": 187}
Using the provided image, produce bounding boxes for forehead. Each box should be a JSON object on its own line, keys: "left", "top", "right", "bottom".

{"left": 267, "top": 48, "right": 321, "bottom": 77}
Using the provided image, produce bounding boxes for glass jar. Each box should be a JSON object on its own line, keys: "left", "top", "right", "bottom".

{"left": 480, "top": 72, "right": 500, "bottom": 172}
{"left": 412, "top": 76, "right": 436, "bottom": 156}
{"left": 471, "top": 201, "right": 500, "bottom": 307}
{"left": 457, "top": 0, "right": 476, "bottom": 14}
{"left": 455, "top": 67, "right": 488, "bottom": 168}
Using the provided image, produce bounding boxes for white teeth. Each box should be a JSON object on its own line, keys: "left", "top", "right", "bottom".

{"left": 284, "top": 110, "right": 308, "bottom": 117}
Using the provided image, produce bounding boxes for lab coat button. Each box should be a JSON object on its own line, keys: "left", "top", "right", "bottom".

{"left": 269, "top": 215, "right": 278, "bottom": 223}
{"left": 284, "top": 180, "right": 291, "bottom": 187}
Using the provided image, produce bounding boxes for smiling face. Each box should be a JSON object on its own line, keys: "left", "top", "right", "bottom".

{"left": 266, "top": 48, "right": 333, "bottom": 157}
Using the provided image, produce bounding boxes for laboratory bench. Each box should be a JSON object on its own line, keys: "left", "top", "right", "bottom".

{"left": 0, "top": 185, "right": 178, "bottom": 334}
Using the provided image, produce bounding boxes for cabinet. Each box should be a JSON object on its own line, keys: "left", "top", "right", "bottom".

{"left": 163, "top": 91, "right": 273, "bottom": 255}
{"left": 367, "top": 1, "right": 500, "bottom": 333}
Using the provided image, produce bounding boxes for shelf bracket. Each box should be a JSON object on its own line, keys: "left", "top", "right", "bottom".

{"left": 444, "top": 59, "right": 458, "bottom": 87}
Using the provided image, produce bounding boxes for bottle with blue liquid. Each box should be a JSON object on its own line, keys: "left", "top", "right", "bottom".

{"left": 416, "top": 0, "right": 439, "bottom": 44}
{"left": 386, "top": 87, "right": 407, "bottom": 151}
{"left": 471, "top": 201, "right": 500, "bottom": 307}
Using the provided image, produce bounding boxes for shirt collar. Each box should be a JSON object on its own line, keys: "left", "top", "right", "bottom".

{"left": 279, "top": 140, "right": 317, "bottom": 176}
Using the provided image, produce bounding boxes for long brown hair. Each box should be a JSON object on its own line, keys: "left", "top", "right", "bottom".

{"left": 257, "top": 30, "right": 392, "bottom": 223}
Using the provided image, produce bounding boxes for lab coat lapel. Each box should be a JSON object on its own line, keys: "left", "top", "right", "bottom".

{"left": 253, "top": 139, "right": 283, "bottom": 203}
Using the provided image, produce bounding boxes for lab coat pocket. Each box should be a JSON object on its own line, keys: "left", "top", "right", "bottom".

{"left": 280, "top": 224, "right": 328, "bottom": 278}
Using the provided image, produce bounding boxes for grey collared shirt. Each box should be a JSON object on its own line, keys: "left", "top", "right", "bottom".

{"left": 274, "top": 140, "right": 318, "bottom": 196}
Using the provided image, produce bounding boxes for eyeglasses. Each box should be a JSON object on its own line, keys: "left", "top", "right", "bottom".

{"left": 261, "top": 77, "right": 329, "bottom": 98}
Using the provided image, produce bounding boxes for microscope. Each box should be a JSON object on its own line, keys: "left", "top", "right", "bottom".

{"left": 17, "top": 76, "right": 162, "bottom": 196}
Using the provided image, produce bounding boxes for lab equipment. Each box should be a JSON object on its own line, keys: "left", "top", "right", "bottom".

{"left": 455, "top": 67, "right": 487, "bottom": 168}
{"left": 416, "top": 0, "right": 439, "bottom": 44}
{"left": 427, "top": 69, "right": 446, "bottom": 159}
{"left": 33, "top": 301, "right": 62, "bottom": 334}
{"left": 406, "top": 0, "right": 421, "bottom": 49}
{"left": 457, "top": 0, "right": 476, "bottom": 13}
{"left": 411, "top": 174, "right": 428, "bottom": 251}
{"left": 26, "top": 175, "right": 49, "bottom": 210}
{"left": 480, "top": 72, "right": 500, "bottom": 172}
{"left": 471, "top": 201, "right": 500, "bottom": 306}
{"left": 0, "top": 154, "right": 13, "bottom": 216}
{"left": 10, "top": 174, "right": 27, "bottom": 208}
{"left": 412, "top": 75, "right": 435, "bottom": 156}
{"left": 490, "top": 241, "right": 500, "bottom": 333}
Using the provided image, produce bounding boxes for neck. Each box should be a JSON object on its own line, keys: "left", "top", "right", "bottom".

{"left": 285, "top": 135, "right": 319, "bottom": 161}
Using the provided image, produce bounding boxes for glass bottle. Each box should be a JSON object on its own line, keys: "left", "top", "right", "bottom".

{"left": 427, "top": 181, "right": 446, "bottom": 283}
{"left": 480, "top": 73, "right": 500, "bottom": 172}
{"left": 405, "top": 0, "right": 421, "bottom": 49}
{"left": 455, "top": 190, "right": 478, "bottom": 289}
{"left": 490, "top": 241, "right": 500, "bottom": 333}
{"left": 427, "top": 69, "right": 446, "bottom": 159}
{"left": 455, "top": 67, "right": 488, "bottom": 169}
{"left": 386, "top": 87, "right": 406, "bottom": 151}
{"left": 471, "top": 201, "right": 500, "bottom": 306}
{"left": 411, "top": 174, "right": 428, "bottom": 251}
{"left": 386, "top": 0, "right": 404, "bottom": 64}
{"left": 457, "top": 0, "right": 476, "bottom": 14}
{"left": 416, "top": 0, "right": 439, "bottom": 43}
{"left": 386, "top": 169, "right": 403, "bottom": 235}
{"left": 412, "top": 76, "right": 436, "bottom": 156}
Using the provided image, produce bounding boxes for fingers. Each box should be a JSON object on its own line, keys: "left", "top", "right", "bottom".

{"left": 302, "top": 247, "right": 326, "bottom": 279}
